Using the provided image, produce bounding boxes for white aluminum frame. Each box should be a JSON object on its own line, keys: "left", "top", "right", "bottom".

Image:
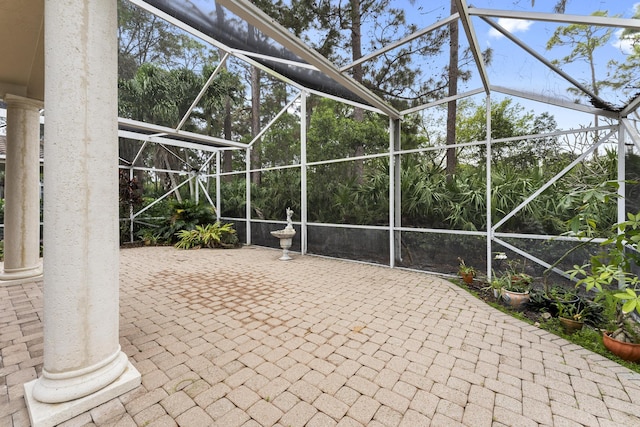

{"left": 110, "top": 1, "right": 640, "bottom": 280}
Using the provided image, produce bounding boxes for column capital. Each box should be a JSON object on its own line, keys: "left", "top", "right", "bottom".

{"left": 4, "top": 93, "right": 44, "bottom": 110}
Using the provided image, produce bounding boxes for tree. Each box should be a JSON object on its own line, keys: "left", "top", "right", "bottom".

{"left": 455, "top": 98, "right": 559, "bottom": 168}
{"left": 119, "top": 62, "right": 243, "bottom": 199}
{"left": 546, "top": 10, "right": 616, "bottom": 139}
{"left": 243, "top": 0, "right": 328, "bottom": 184}
{"left": 193, "top": 65, "right": 243, "bottom": 139}
{"left": 444, "top": 0, "right": 492, "bottom": 178}
{"left": 307, "top": 99, "right": 388, "bottom": 163}
{"left": 446, "top": 0, "right": 459, "bottom": 180}
{"left": 117, "top": 0, "right": 213, "bottom": 79}
{"left": 119, "top": 64, "right": 196, "bottom": 200}
{"left": 606, "top": 4, "right": 640, "bottom": 94}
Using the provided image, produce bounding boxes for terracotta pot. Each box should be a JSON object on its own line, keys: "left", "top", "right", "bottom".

{"left": 559, "top": 317, "right": 583, "bottom": 334}
{"left": 461, "top": 273, "right": 474, "bottom": 284}
{"left": 501, "top": 288, "right": 530, "bottom": 309}
{"left": 602, "top": 332, "right": 640, "bottom": 362}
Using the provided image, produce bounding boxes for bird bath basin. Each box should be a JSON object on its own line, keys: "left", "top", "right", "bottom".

{"left": 271, "top": 228, "right": 296, "bottom": 261}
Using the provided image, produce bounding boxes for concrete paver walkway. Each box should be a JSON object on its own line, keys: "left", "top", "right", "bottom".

{"left": 2, "top": 246, "right": 640, "bottom": 426}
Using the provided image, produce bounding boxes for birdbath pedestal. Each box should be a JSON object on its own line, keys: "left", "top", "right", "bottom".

{"left": 270, "top": 228, "right": 296, "bottom": 261}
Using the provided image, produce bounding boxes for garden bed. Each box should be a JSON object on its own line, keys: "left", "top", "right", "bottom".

{"left": 455, "top": 277, "right": 640, "bottom": 374}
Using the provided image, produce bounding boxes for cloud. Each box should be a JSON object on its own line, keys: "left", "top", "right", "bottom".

{"left": 611, "top": 30, "right": 633, "bottom": 55}
{"left": 488, "top": 18, "right": 533, "bottom": 39}
{"left": 612, "top": 28, "right": 638, "bottom": 55}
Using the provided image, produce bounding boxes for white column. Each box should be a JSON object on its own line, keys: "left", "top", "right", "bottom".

{"left": 0, "top": 94, "right": 43, "bottom": 281}
{"left": 300, "top": 91, "right": 307, "bottom": 255}
{"left": 24, "top": 0, "right": 140, "bottom": 425}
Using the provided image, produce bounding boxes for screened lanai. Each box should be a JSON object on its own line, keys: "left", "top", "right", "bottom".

{"left": 1, "top": 1, "right": 640, "bottom": 426}
{"left": 117, "top": 0, "right": 640, "bottom": 283}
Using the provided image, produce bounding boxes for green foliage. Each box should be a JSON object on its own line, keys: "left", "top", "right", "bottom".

{"left": 553, "top": 294, "right": 603, "bottom": 326}
{"left": 307, "top": 98, "right": 389, "bottom": 163}
{"left": 149, "top": 199, "right": 217, "bottom": 244}
{"left": 455, "top": 98, "right": 560, "bottom": 167}
{"left": 252, "top": 169, "right": 301, "bottom": 221}
{"left": 220, "top": 179, "right": 247, "bottom": 218}
{"left": 528, "top": 286, "right": 605, "bottom": 325}
{"left": 568, "top": 212, "right": 640, "bottom": 297}
{"left": 566, "top": 212, "right": 640, "bottom": 342}
{"left": 489, "top": 274, "right": 509, "bottom": 291}
{"left": 614, "top": 288, "right": 640, "bottom": 316}
{"left": 457, "top": 258, "right": 476, "bottom": 276}
{"left": 175, "top": 222, "right": 238, "bottom": 249}
{"left": 606, "top": 4, "right": 640, "bottom": 92}
{"left": 546, "top": 10, "right": 615, "bottom": 106}
{"left": 500, "top": 273, "right": 533, "bottom": 293}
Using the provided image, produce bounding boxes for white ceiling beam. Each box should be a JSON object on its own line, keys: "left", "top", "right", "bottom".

{"left": 118, "top": 118, "right": 248, "bottom": 149}
{"left": 228, "top": 49, "right": 318, "bottom": 70}
{"left": 119, "top": 130, "right": 221, "bottom": 153}
{"left": 401, "top": 88, "right": 485, "bottom": 116}
{"left": 216, "top": 0, "right": 401, "bottom": 120}
{"left": 481, "top": 17, "right": 608, "bottom": 108}
{"left": 491, "top": 85, "right": 619, "bottom": 118}
{"left": 455, "top": 0, "right": 490, "bottom": 94}
{"left": 130, "top": 0, "right": 386, "bottom": 121}
{"left": 621, "top": 95, "right": 640, "bottom": 117}
{"left": 469, "top": 8, "right": 640, "bottom": 29}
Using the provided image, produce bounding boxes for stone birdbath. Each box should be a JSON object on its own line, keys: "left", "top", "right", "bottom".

{"left": 271, "top": 207, "right": 296, "bottom": 261}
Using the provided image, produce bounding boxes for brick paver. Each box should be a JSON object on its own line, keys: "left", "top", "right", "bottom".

{"left": 2, "top": 246, "right": 640, "bottom": 426}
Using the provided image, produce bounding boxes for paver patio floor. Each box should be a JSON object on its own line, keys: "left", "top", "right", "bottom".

{"left": 2, "top": 246, "right": 640, "bottom": 426}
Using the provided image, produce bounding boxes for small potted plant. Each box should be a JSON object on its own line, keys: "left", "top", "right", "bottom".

{"left": 568, "top": 212, "right": 640, "bottom": 361}
{"left": 488, "top": 274, "right": 508, "bottom": 299}
{"left": 555, "top": 297, "right": 588, "bottom": 334}
{"left": 604, "top": 288, "right": 640, "bottom": 348}
{"left": 500, "top": 271, "right": 533, "bottom": 309}
{"left": 138, "top": 228, "right": 159, "bottom": 246}
{"left": 457, "top": 258, "right": 476, "bottom": 284}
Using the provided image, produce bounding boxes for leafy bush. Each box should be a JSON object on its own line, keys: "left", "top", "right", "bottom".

{"left": 134, "top": 199, "right": 218, "bottom": 245}
{"left": 155, "top": 199, "right": 217, "bottom": 243}
{"left": 175, "top": 222, "right": 238, "bottom": 249}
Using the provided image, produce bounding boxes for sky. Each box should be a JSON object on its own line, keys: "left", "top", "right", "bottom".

{"left": 185, "top": 0, "right": 639, "bottom": 126}
{"left": 388, "top": 0, "right": 640, "bottom": 130}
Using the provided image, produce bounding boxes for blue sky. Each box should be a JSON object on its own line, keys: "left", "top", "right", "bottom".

{"left": 391, "top": 0, "right": 640, "bottom": 129}
{"left": 189, "top": 0, "right": 638, "bottom": 129}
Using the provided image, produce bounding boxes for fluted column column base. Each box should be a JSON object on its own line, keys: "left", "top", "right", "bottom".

{"left": 0, "top": 264, "right": 43, "bottom": 282}
{"left": 24, "top": 361, "right": 140, "bottom": 427}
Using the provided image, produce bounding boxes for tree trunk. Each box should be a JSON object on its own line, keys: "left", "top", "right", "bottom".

{"left": 163, "top": 156, "right": 182, "bottom": 202}
{"left": 249, "top": 23, "right": 262, "bottom": 185}
{"left": 216, "top": 6, "right": 235, "bottom": 181}
{"left": 251, "top": 64, "right": 261, "bottom": 185}
{"left": 590, "top": 53, "right": 600, "bottom": 148}
{"left": 350, "top": 0, "right": 365, "bottom": 183}
{"left": 223, "top": 96, "right": 233, "bottom": 181}
{"left": 446, "top": 0, "right": 459, "bottom": 180}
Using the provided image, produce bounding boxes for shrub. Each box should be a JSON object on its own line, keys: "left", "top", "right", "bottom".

{"left": 175, "top": 222, "right": 238, "bottom": 249}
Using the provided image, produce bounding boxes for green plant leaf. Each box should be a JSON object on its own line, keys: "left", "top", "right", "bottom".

{"left": 622, "top": 299, "right": 638, "bottom": 314}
